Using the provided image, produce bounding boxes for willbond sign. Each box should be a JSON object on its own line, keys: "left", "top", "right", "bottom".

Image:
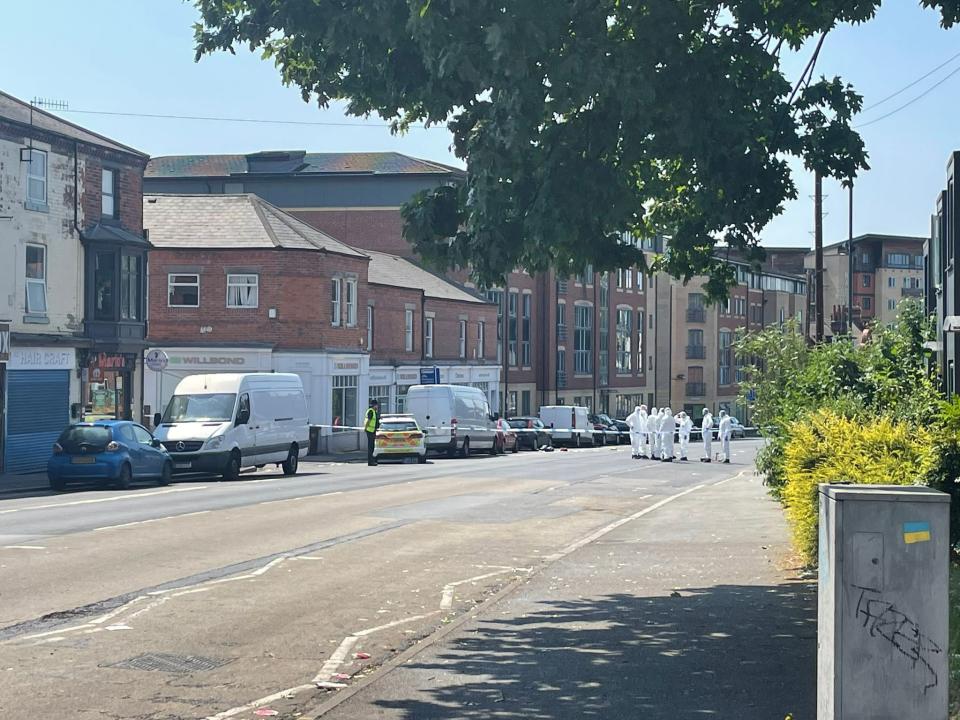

{"left": 168, "top": 354, "right": 247, "bottom": 367}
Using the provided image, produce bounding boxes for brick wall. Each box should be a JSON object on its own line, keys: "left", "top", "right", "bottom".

{"left": 289, "top": 209, "right": 412, "bottom": 257}
{"left": 148, "top": 248, "right": 368, "bottom": 350}
{"left": 80, "top": 151, "right": 146, "bottom": 236}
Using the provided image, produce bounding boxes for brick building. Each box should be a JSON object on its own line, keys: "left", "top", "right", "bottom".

{"left": 143, "top": 193, "right": 500, "bottom": 426}
{"left": 0, "top": 91, "right": 149, "bottom": 474}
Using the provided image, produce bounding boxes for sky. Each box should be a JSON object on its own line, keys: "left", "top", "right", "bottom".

{"left": 3, "top": 1, "right": 959, "bottom": 249}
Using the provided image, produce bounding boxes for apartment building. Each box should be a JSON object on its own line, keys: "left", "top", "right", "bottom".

{"left": 806, "top": 233, "right": 925, "bottom": 336}
{"left": 0, "top": 91, "right": 149, "bottom": 473}
{"left": 929, "top": 151, "right": 960, "bottom": 397}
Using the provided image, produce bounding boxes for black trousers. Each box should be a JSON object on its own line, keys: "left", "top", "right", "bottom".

{"left": 366, "top": 431, "right": 376, "bottom": 464}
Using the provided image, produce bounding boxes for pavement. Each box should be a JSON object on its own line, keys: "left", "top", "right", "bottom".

{"left": 0, "top": 439, "right": 815, "bottom": 719}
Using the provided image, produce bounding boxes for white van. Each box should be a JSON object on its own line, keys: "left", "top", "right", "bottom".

{"left": 539, "top": 405, "right": 593, "bottom": 447}
{"left": 154, "top": 373, "right": 309, "bottom": 480}
{"left": 405, "top": 384, "right": 496, "bottom": 458}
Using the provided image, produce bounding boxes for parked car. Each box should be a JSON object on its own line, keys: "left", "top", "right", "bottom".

{"left": 154, "top": 373, "right": 308, "bottom": 480}
{"left": 540, "top": 405, "right": 593, "bottom": 447}
{"left": 588, "top": 414, "right": 620, "bottom": 446}
{"left": 374, "top": 415, "right": 427, "bottom": 463}
{"left": 611, "top": 419, "right": 632, "bottom": 444}
{"left": 495, "top": 418, "right": 519, "bottom": 454}
{"left": 406, "top": 384, "right": 497, "bottom": 458}
{"left": 507, "top": 417, "right": 553, "bottom": 450}
{"left": 596, "top": 413, "right": 629, "bottom": 444}
{"left": 47, "top": 420, "right": 172, "bottom": 491}
{"left": 729, "top": 417, "right": 746, "bottom": 439}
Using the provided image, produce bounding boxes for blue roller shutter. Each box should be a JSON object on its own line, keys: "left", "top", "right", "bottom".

{"left": 5, "top": 370, "right": 69, "bottom": 473}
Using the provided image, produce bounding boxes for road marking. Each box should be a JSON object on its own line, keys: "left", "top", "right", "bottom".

{"left": 440, "top": 569, "right": 518, "bottom": 610}
{"left": 93, "top": 510, "right": 211, "bottom": 532}
{"left": 0, "top": 486, "right": 208, "bottom": 515}
{"left": 545, "top": 484, "right": 706, "bottom": 561}
{"left": 313, "top": 636, "right": 358, "bottom": 684}
{"left": 713, "top": 469, "right": 753, "bottom": 486}
{"left": 354, "top": 611, "right": 440, "bottom": 637}
{"left": 2, "top": 545, "right": 45, "bottom": 550}
{"left": 205, "top": 685, "right": 317, "bottom": 720}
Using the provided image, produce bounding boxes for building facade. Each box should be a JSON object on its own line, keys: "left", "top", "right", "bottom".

{"left": 0, "top": 91, "right": 149, "bottom": 474}
{"left": 929, "top": 152, "right": 960, "bottom": 397}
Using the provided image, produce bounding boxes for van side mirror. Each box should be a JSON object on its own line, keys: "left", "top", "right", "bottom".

{"left": 153, "top": 412, "right": 162, "bottom": 428}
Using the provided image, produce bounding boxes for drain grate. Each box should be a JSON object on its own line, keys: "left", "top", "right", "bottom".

{"left": 106, "top": 652, "right": 233, "bottom": 674}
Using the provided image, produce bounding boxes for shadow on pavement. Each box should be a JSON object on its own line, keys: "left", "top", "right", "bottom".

{"left": 374, "top": 583, "right": 816, "bottom": 719}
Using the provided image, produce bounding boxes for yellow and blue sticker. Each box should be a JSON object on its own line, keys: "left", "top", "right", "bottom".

{"left": 903, "top": 521, "right": 931, "bottom": 545}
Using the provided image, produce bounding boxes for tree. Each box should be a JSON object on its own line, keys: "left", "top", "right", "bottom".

{"left": 194, "top": 0, "right": 959, "bottom": 295}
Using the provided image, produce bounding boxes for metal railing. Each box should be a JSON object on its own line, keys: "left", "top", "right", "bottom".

{"left": 686, "top": 345, "right": 706, "bottom": 359}
{"left": 685, "top": 382, "right": 706, "bottom": 396}
{"left": 556, "top": 371, "right": 567, "bottom": 388}
{"left": 686, "top": 308, "right": 706, "bottom": 322}
{"left": 901, "top": 287, "right": 923, "bottom": 298}
{"left": 556, "top": 279, "right": 568, "bottom": 294}
{"left": 557, "top": 325, "right": 567, "bottom": 341}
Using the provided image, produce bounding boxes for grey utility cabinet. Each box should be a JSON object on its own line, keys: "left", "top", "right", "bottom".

{"left": 818, "top": 484, "right": 950, "bottom": 719}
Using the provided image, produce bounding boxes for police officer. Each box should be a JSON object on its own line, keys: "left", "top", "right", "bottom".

{"left": 365, "top": 400, "right": 381, "bottom": 466}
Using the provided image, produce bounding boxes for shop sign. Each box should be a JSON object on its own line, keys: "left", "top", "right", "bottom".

{"left": 0, "top": 322, "right": 8, "bottom": 362}
{"left": 9, "top": 347, "right": 76, "bottom": 371}
{"left": 451, "top": 370, "right": 469, "bottom": 381}
{"left": 419, "top": 366, "right": 440, "bottom": 385}
{"left": 167, "top": 354, "right": 248, "bottom": 368}
{"left": 334, "top": 361, "right": 360, "bottom": 371}
{"left": 472, "top": 367, "right": 500, "bottom": 381}
{"left": 90, "top": 353, "right": 129, "bottom": 371}
{"left": 145, "top": 349, "right": 169, "bottom": 372}
{"left": 368, "top": 370, "right": 393, "bottom": 384}
{"left": 397, "top": 369, "right": 420, "bottom": 383}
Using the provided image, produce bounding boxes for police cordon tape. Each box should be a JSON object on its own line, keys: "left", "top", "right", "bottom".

{"left": 311, "top": 423, "right": 756, "bottom": 437}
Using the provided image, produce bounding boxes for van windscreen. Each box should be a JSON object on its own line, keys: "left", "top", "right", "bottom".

{"left": 163, "top": 394, "right": 237, "bottom": 423}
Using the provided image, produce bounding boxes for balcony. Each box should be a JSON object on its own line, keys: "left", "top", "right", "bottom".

{"left": 686, "top": 345, "right": 706, "bottom": 359}
{"left": 686, "top": 308, "right": 706, "bottom": 323}
{"left": 557, "top": 325, "right": 567, "bottom": 341}
{"left": 556, "top": 371, "right": 567, "bottom": 389}
{"left": 901, "top": 287, "right": 923, "bottom": 298}
{"left": 556, "top": 279, "right": 568, "bottom": 294}
{"left": 685, "top": 382, "right": 706, "bottom": 397}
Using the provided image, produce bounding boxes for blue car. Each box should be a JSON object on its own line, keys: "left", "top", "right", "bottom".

{"left": 47, "top": 421, "right": 173, "bottom": 491}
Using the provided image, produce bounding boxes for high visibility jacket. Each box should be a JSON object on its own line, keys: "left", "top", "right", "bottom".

{"left": 364, "top": 407, "right": 379, "bottom": 432}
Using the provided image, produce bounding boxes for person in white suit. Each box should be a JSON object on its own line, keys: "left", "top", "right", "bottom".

{"left": 647, "top": 407, "right": 659, "bottom": 459}
{"left": 625, "top": 405, "right": 644, "bottom": 459}
{"left": 660, "top": 407, "right": 676, "bottom": 461}
{"left": 717, "top": 410, "right": 733, "bottom": 464}
{"left": 637, "top": 405, "right": 648, "bottom": 457}
{"left": 676, "top": 410, "right": 693, "bottom": 461}
{"left": 700, "top": 408, "right": 714, "bottom": 463}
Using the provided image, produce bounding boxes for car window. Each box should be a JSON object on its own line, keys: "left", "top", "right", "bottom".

{"left": 57, "top": 426, "right": 111, "bottom": 451}
{"left": 381, "top": 421, "right": 418, "bottom": 432}
{"left": 116, "top": 425, "right": 137, "bottom": 444}
{"left": 132, "top": 425, "right": 154, "bottom": 444}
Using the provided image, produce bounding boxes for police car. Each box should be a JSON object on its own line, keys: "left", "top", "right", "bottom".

{"left": 373, "top": 415, "right": 428, "bottom": 463}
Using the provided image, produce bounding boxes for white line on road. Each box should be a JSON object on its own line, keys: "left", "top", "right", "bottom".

{"left": 545, "top": 484, "right": 706, "bottom": 561}
{"left": 205, "top": 685, "right": 317, "bottom": 720}
{"left": 353, "top": 611, "right": 440, "bottom": 637}
{"left": 1, "top": 545, "right": 45, "bottom": 550}
{"left": 0, "top": 486, "right": 208, "bottom": 515}
{"left": 440, "top": 569, "right": 518, "bottom": 610}
{"left": 93, "top": 510, "right": 212, "bottom": 532}
{"left": 313, "top": 636, "right": 358, "bottom": 683}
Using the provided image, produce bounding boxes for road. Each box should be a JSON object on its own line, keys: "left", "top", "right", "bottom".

{"left": 0, "top": 439, "right": 781, "bottom": 719}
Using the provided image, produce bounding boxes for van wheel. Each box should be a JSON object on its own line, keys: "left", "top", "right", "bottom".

{"left": 116, "top": 464, "right": 132, "bottom": 490}
{"left": 222, "top": 451, "right": 241, "bottom": 481}
{"left": 417, "top": 453, "right": 427, "bottom": 464}
{"left": 158, "top": 462, "right": 172, "bottom": 486}
{"left": 282, "top": 445, "right": 299, "bottom": 476}
{"left": 460, "top": 438, "right": 471, "bottom": 458}
{"left": 575, "top": 434, "right": 581, "bottom": 449}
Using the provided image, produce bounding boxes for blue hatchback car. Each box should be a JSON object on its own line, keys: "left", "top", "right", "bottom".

{"left": 47, "top": 421, "right": 173, "bottom": 491}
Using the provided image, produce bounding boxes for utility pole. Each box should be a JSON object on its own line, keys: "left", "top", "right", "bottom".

{"left": 847, "top": 183, "right": 854, "bottom": 340}
{"left": 815, "top": 171, "right": 824, "bottom": 343}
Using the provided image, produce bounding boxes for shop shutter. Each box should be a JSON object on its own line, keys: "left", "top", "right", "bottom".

{"left": 5, "top": 370, "right": 69, "bottom": 473}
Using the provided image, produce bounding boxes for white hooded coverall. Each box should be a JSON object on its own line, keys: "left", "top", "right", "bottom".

{"left": 677, "top": 413, "right": 693, "bottom": 459}
{"left": 701, "top": 411, "right": 714, "bottom": 460}
{"left": 660, "top": 408, "right": 675, "bottom": 460}
{"left": 718, "top": 414, "right": 732, "bottom": 462}
{"left": 647, "top": 409, "right": 659, "bottom": 459}
{"left": 626, "top": 406, "right": 643, "bottom": 456}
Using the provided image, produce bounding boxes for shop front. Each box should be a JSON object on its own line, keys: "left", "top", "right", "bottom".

{"left": 5, "top": 345, "right": 78, "bottom": 474}
{"left": 0, "top": 322, "right": 8, "bottom": 472}
{"left": 81, "top": 351, "right": 138, "bottom": 421}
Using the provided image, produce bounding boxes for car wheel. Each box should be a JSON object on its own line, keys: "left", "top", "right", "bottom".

{"left": 281, "top": 445, "right": 299, "bottom": 476}
{"left": 489, "top": 439, "right": 499, "bottom": 456}
{"left": 460, "top": 438, "right": 471, "bottom": 458}
{"left": 48, "top": 475, "right": 66, "bottom": 492}
{"left": 222, "top": 451, "right": 241, "bottom": 481}
{"left": 158, "top": 462, "right": 172, "bottom": 486}
{"left": 575, "top": 434, "right": 581, "bottom": 449}
{"left": 512, "top": 440, "right": 518, "bottom": 454}
{"left": 116, "top": 464, "right": 132, "bottom": 490}
{"left": 417, "top": 453, "right": 427, "bottom": 464}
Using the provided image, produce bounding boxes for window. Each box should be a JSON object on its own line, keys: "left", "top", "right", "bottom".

{"left": 94, "top": 251, "right": 116, "bottom": 321}
{"left": 486, "top": 289, "right": 504, "bottom": 364}
{"left": 862, "top": 274, "right": 871, "bottom": 288}
{"left": 25, "top": 244, "right": 47, "bottom": 314}
{"left": 888, "top": 299, "right": 896, "bottom": 311}
{"left": 637, "top": 310, "right": 644, "bottom": 372}
{"left": 369, "top": 385, "right": 390, "bottom": 414}
{"left": 556, "top": 301, "right": 567, "bottom": 341}
{"left": 719, "top": 330, "right": 732, "bottom": 385}
{"left": 574, "top": 304, "right": 593, "bottom": 374}
{"left": 345, "top": 278, "right": 357, "bottom": 326}
{"left": 459, "top": 319, "right": 467, "bottom": 358}
{"left": 101, "top": 168, "right": 116, "bottom": 219}
{"left": 616, "top": 308, "right": 632, "bottom": 372}
{"left": 886, "top": 253, "right": 911, "bottom": 267}
{"left": 508, "top": 391, "right": 518, "bottom": 414}
{"left": 477, "top": 321, "right": 485, "bottom": 359}
{"left": 915, "top": 255, "right": 924, "bottom": 268}
{"left": 636, "top": 271, "right": 644, "bottom": 291}
{"left": 404, "top": 309, "right": 414, "bottom": 352}
{"left": 425, "top": 317, "right": 434, "bottom": 358}
{"left": 735, "top": 298, "right": 747, "bottom": 316}
{"left": 863, "top": 296, "right": 873, "bottom": 310}
{"left": 227, "top": 274, "right": 258, "bottom": 308}
{"left": 521, "top": 294, "right": 531, "bottom": 366}
{"left": 168, "top": 273, "right": 199, "bottom": 307}
{"left": 779, "top": 308, "right": 785, "bottom": 325}
{"left": 617, "top": 268, "right": 632, "bottom": 290}
{"left": 367, "top": 306, "right": 374, "bottom": 351}
{"left": 508, "top": 291, "right": 518, "bottom": 366}
{"left": 132, "top": 425, "right": 154, "bottom": 445}
{"left": 331, "top": 375, "right": 358, "bottom": 431}
{"left": 27, "top": 149, "right": 47, "bottom": 206}
{"left": 331, "top": 278, "right": 342, "bottom": 326}
{"left": 120, "top": 255, "right": 141, "bottom": 320}
{"left": 521, "top": 390, "right": 531, "bottom": 416}
{"left": 396, "top": 385, "right": 411, "bottom": 413}
{"left": 888, "top": 276, "right": 896, "bottom": 288}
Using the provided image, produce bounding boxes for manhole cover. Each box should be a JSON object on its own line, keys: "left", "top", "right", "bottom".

{"left": 106, "top": 652, "right": 233, "bottom": 673}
